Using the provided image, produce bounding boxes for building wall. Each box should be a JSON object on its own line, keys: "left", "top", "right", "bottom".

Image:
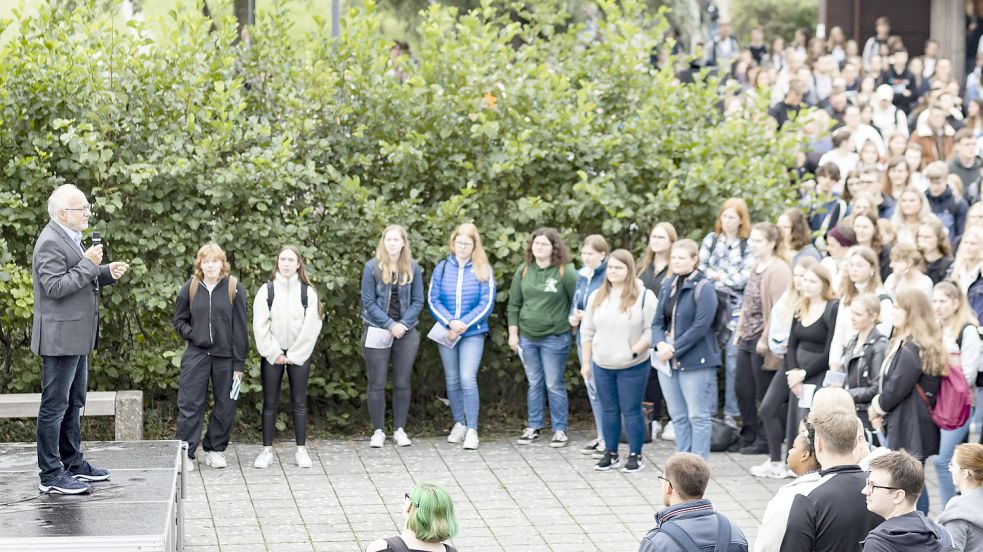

{"left": 824, "top": 0, "right": 932, "bottom": 57}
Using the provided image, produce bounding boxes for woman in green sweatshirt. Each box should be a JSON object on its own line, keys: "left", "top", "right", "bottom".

{"left": 507, "top": 228, "right": 578, "bottom": 447}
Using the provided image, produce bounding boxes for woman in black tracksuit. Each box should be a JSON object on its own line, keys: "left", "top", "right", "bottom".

{"left": 173, "top": 242, "right": 248, "bottom": 471}
{"left": 840, "top": 292, "right": 888, "bottom": 439}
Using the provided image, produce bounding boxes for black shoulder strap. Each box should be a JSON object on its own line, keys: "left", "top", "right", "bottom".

{"left": 301, "top": 282, "right": 309, "bottom": 314}
{"left": 442, "top": 544, "right": 457, "bottom": 552}
{"left": 713, "top": 513, "right": 732, "bottom": 552}
{"left": 709, "top": 234, "right": 719, "bottom": 259}
{"left": 739, "top": 239, "right": 747, "bottom": 258}
{"left": 658, "top": 520, "right": 702, "bottom": 552}
{"left": 266, "top": 281, "right": 275, "bottom": 311}
{"left": 382, "top": 536, "right": 411, "bottom": 552}
{"left": 267, "top": 281, "right": 310, "bottom": 315}
{"left": 956, "top": 322, "right": 975, "bottom": 350}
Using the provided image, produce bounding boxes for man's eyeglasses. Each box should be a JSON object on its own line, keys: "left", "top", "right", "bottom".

{"left": 864, "top": 478, "right": 901, "bottom": 492}
{"left": 658, "top": 475, "right": 671, "bottom": 486}
{"left": 63, "top": 205, "right": 92, "bottom": 214}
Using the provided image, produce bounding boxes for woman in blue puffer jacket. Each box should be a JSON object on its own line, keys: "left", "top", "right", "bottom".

{"left": 429, "top": 223, "right": 496, "bottom": 450}
{"left": 569, "top": 235, "right": 609, "bottom": 458}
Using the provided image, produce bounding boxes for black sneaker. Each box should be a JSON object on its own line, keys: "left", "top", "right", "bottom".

{"left": 620, "top": 453, "right": 645, "bottom": 473}
{"left": 68, "top": 460, "right": 111, "bottom": 482}
{"left": 580, "top": 439, "right": 601, "bottom": 455}
{"left": 517, "top": 428, "right": 541, "bottom": 445}
{"left": 594, "top": 451, "right": 620, "bottom": 471}
{"left": 739, "top": 443, "right": 769, "bottom": 455}
{"left": 39, "top": 473, "right": 91, "bottom": 495}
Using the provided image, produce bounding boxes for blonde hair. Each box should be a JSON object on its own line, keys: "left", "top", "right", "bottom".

{"left": 448, "top": 223, "right": 492, "bottom": 282}
{"left": 781, "top": 256, "right": 818, "bottom": 322}
{"left": 838, "top": 246, "right": 883, "bottom": 304}
{"left": 796, "top": 264, "right": 835, "bottom": 319}
{"left": 889, "top": 242, "right": 925, "bottom": 271}
{"left": 375, "top": 225, "right": 414, "bottom": 285}
{"left": 637, "top": 222, "right": 677, "bottom": 277}
{"left": 809, "top": 387, "right": 856, "bottom": 419}
{"left": 890, "top": 186, "right": 933, "bottom": 227}
{"left": 952, "top": 226, "right": 983, "bottom": 282}
{"left": 591, "top": 249, "right": 640, "bottom": 313}
{"left": 933, "top": 280, "right": 979, "bottom": 336}
{"left": 582, "top": 234, "right": 609, "bottom": 255}
{"left": 892, "top": 289, "right": 948, "bottom": 377}
{"left": 194, "top": 242, "right": 231, "bottom": 281}
{"left": 953, "top": 443, "right": 983, "bottom": 484}
{"left": 852, "top": 292, "right": 882, "bottom": 318}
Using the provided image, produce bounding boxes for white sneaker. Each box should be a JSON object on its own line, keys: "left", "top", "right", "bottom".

{"left": 370, "top": 429, "right": 386, "bottom": 448}
{"left": 750, "top": 460, "right": 791, "bottom": 479}
{"left": 651, "top": 420, "right": 663, "bottom": 438}
{"left": 549, "top": 430, "right": 569, "bottom": 448}
{"left": 661, "top": 421, "right": 676, "bottom": 441}
{"left": 393, "top": 428, "right": 412, "bottom": 447}
{"left": 204, "top": 451, "right": 227, "bottom": 469}
{"left": 295, "top": 447, "right": 312, "bottom": 468}
{"left": 253, "top": 449, "right": 273, "bottom": 469}
{"left": 447, "top": 423, "right": 467, "bottom": 444}
{"left": 182, "top": 455, "right": 195, "bottom": 473}
{"left": 463, "top": 429, "right": 480, "bottom": 450}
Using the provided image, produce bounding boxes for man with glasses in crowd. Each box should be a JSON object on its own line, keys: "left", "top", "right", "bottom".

{"left": 862, "top": 450, "right": 956, "bottom": 551}
{"left": 31, "top": 184, "right": 129, "bottom": 494}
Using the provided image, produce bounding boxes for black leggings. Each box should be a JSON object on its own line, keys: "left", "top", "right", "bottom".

{"left": 759, "top": 369, "right": 791, "bottom": 462}
{"left": 735, "top": 347, "right": 775, "bottom": 447}
{"left": 643, "top": 368, "right": 666, "bottom": 422}
{"left": 261, "top": 358, "right": 311, "bottom": 446}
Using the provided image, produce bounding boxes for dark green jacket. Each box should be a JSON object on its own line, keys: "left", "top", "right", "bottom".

{"left": 507, "top": 262, "right": 577, "bottom": 339}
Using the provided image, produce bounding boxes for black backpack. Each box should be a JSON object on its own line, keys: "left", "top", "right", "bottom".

{"left": 694, "top": 278, "right": 733, "bottom": 349}
{"left": 266, "top": 281, "right": 309, "bottom": 315}
{"left": 383, "top": 537, "right": 457, "bottom": 552}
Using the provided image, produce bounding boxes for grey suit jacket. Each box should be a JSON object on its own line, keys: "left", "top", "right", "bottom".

{"left": 31, "top": 220, "right": 116, "bottom": 356}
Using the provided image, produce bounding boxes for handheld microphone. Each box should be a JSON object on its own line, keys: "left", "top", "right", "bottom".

{"left": 92, "top": 231, "right": 101, "bottom": 247}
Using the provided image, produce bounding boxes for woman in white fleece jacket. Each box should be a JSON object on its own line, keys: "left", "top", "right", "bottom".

{"left": 579, "top": 249, "right": 657, "bottom": 474}
{"left": 252, "top": 246, "right": 323, "bottom": 469}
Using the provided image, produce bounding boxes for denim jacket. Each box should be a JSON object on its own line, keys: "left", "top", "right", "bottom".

{"left": 570, "top": 258, "right": 608, "bottom": 315}
{"left": 360, "top": 258, "right": 424, "bottom": 330}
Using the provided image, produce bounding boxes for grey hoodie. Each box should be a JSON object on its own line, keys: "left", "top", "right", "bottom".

{"left": 862, "top": 511, "right": 955, "bottom": 552}
{"left": 938, "top": 487, "right": 983, "bottom": 552}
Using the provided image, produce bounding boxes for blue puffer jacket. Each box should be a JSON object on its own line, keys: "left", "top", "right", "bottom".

{"left": 360, "top": 258, "right": 425, "bottom": 330}
{"left": 652, "top": 271, "right": 721, "bottom": 371}
{"left": 570, "top": 259, "right": 608, "bottom": 315}
{"left": 428, "top": 256, "right": 496, "bottom": 338}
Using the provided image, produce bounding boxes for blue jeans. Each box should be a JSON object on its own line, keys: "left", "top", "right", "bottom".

{"left": 974, "top": 388, "right": 983, "bottom": 438}
{"left": 659, "top": 367, "right": 716, "bottom": 459}
{"left": 934, "top": 407, "right": 974, "bottom": 507}
{"left": 576, "top": 335, "right": 605, "bottom": 443}
{"left": 709, "top": 335, "right": 740, "bottom": 419}
{"left": 593, "top": 361, "right": 649, "bottom": 454}
{"left": 37, "top": 355, "right": 88, "bottom": 483}
{"left": 439, "top": 335, "right": 485, "bottom": 430}
{"left": 520, "top": 333, "right": 571, "bottom": 432}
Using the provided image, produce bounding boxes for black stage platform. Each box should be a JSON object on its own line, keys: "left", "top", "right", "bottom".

{"left": 0, "top": 440, "right": 185, "bottom": 551}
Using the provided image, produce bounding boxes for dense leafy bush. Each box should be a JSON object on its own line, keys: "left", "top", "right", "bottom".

{"left": 730, "top": 0, "right": 818, "bottom": 45}
{"left": 0, "top": 0, "right": 801, "bottom": 434}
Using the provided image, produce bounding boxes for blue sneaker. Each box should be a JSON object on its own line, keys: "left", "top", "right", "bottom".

{"left": 68, "top": 460, "right": 111, "bottom": 482}
{"left": 39, "top": 473, "right": 91, "bottom": 495}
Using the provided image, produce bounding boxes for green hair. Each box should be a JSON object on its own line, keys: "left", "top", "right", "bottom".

{"left": 406, "top": 482, "right": 458, "bottom": 543}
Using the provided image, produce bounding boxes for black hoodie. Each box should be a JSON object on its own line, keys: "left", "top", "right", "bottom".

{"left": 862, "top": 511, "right": 956, "bottom": 552}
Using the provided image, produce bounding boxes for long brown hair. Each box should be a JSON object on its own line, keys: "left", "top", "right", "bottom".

{"left": 714, "top": 198, "right": 751, "bottom": 239}
{"left": 637, "top": 222, "right": 677, "bottom": 277}
{"left": 917, "top": 217, "right": 952, "bottom": 258}
{"left": 780, "top": 208, "right": 812, "bottom": 252}
{"left": 933, "top": 280, "right": 978, "bottom": 336}
{"left": 795, "top": 264, "right": 835, "bottom": 319}
{"left": 892, "top": 289, "right": 948, "bottom": 377}
{"left": 522, "top": 227, "right": 571, "bottom": 277}
{"left": 375, "top": 224, "right": 415, "bottom": 285}
{"left": 752, "top": 222, "right": 790, "bottom": 262}
{"left": 838, "top": 245, "right": 883, "bottom": 304}
{"left": 591, "top": 249, "right": 640, "bottom": 313}
{"left": 448, "top": 223, "right": 492, "bottom": 282}
{"left": 852, "top": 212, "right": 883, "bottom": 252}
{"left": 269, "top": 245, "right": 324, "bottom": 318}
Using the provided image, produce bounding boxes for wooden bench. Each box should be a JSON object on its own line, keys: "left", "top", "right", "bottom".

{"left": 0, "top": 390, "right": 144, "bottom": 441}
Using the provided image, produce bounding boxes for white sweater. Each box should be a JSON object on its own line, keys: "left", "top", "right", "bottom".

{"left": 580, "top": 281, "right": 657, "bottom": 370}
{"left": 253, "top": 272, "right": 323, "bottom": 365}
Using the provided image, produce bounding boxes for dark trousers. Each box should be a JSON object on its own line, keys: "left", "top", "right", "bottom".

{"left": 759, "top": 368, "right": 790, "bottom": 462}
{"left": 260, "top": 358, "right": 311, "bottom": 446}
{"left": 594, "top": 361, "right": 650, "bottom": 455}
{"left": 37, "top": 355, "right": 88, "bottom": 483}
{"left": 175, "top": 351, "right": 237, "bottom": 458}
{"left": 643, "top": 367, "right": 666, "bottom": 422}
{"left": 735, "top": 347, "right": 775, "bottom": 448}
{"left": 363, "top": 328, "right": 420, "bottom": 431}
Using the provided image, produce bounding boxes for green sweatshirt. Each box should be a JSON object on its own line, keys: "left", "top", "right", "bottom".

{"left": 507, "top": 262, "right": 577, "bottom": 339}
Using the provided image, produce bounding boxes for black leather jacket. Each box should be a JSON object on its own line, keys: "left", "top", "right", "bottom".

{"left": 841, "top": 328, "right": 888, "bottom": 408}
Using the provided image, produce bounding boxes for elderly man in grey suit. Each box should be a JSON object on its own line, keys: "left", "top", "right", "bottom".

{"left": 32, "top": 184, "right": 129, "bottom": 494}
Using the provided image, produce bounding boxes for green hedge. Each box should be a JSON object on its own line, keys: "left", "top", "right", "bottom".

{"left": 0, "top": 0, "right": 802, "bottom": 433}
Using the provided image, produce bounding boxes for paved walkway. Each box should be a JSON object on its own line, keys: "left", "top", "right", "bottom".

{"left": 181, "top": 431, "right": 940, "bottom": 552}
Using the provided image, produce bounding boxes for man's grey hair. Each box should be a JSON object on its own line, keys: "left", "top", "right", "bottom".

{"left": 47, "top": 184, "right": 82, "bottom": 220}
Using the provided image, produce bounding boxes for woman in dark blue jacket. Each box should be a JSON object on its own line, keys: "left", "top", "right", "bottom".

{"left": 652, "top": 239, "right": 721, "bottom": 459}
{"left": 429, "top": 223, "right": 496, "bottom": 450}
{"left": 569, "top": 234, "right": 609, "bottom": 457}
{"left": 360, "top": 225, "right": 424, "bottom": 449}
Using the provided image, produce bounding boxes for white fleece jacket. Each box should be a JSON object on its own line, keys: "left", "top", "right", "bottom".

{"left": 253, "top": 272, "right": 323, "bottom": 365}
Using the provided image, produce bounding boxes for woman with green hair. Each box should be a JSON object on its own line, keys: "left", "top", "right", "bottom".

{"left": 365, "top": 482, "right": 459, "bottom": 552}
